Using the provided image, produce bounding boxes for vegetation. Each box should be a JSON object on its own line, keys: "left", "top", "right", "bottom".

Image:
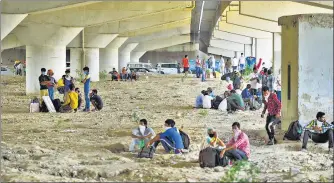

{"left": 75, "top": 69, "right": 84, "bottom": 80}
{"left": 198, "top": 109, "right": 208, "bottom": 117}
{"left": 220, "top": 160, "right": 260, "bottom": 182}
{"left": 99, "top": 70, "right": 108, "bottom": 80}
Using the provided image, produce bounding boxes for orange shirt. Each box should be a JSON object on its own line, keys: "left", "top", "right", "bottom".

{"left": 182, "top": 58, "right": 189, "bottom": 68}
{"left": 122, "top": 68, "right": 126, "bottom": 74}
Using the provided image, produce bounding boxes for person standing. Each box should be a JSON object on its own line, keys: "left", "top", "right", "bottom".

{"left": 275, "top": 69, "right": 282, "bottom": 102}
{"left": 47, "top": 69, "right": 57, "bottom": 101}
{"left": 232, "top": 56, "right": 238, "bottom": 72}
{"left": 225, "top": 58, "right": 232, "bottom": 74}
{"left": 64, "top": 70, "right": 74, "bottom": 93}
{"left": 220, "top": 55, "right": 225, "bottom": 75}
{"left": 266, "top": 70, "right": 275, "bottom": 93}
{"left": 39, "top": 68, "right": 50, "bottom": 102}
{"left": 239, "top": 53, "right": 245, "bottom": 75}
{"left": 81, "top": 67, "right": 91, "bottom": 112}
{"left": 261, "top": 86, "right": 282, "bottom": 145}
{"left": 195, "top": 55, "right": 201, "bottom": 78}
{"left": 201, "top": 59, "right": 206, "bottom": 82}
{"left": 182, "top": 55, "right": 190, "bottom": 77}
{"left": 211, "top": 55, "right": 216, "bottom": 77}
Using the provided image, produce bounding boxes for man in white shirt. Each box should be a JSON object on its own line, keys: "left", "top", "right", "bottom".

{"left": 232, "top": 56, "right": 239, "bottom": 72}
{"left": 203, "top": 91, "right": 213, "bottom": 109}
{"left": 249, "top": 68, "right": 260, "bottom": 95}
{"left": 211, "top": 55, "right": 216, "bottom": 72}
{"left": 239, "top": 53, "right": 245, "bottom": 75}
{"left": 275, "top": 69, "right": 282, "bottom": 102}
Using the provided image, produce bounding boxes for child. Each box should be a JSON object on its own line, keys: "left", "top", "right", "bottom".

{"left": 81, "top": 67, "right": 91, "bottom": 112}
{"left": 75, "top": 88, "right": 82, "bottom": 110}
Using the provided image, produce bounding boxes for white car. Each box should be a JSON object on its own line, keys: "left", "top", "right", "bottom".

{"left": 1, "top": 66, "right": 13, "bottom": 76}
{"left": 156, "top": 63, "right": 180, "bottom": 74}
{"left": 127, "top": 62, "right": 157, "bottom": 73}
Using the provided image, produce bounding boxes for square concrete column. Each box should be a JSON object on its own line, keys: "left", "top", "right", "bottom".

{"left": 84, "top": 48, "right": 99, "bottom": 82}
{"left": 279, "top": 14, "right": 333, "bottom": 129}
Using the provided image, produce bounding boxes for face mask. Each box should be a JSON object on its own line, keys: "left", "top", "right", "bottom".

{"left": 209, "top": 134, "right": 214, "bottom": 138}
{"left": 264, "top": 95, "right": 269, "bottom": 102}
{"left": 84, "top": 71, "right": 88, "bottom": 75}
{"left": 139, "top": 125, "right": 146, "bottom": 135}
{"left": 233, "top": 129, "right": 240, "bottom": 140}
{"left": 66, "top": 73, "right": 70, "bottom": 77}
{"left": 42, "top": 72, "right": 46, "bottom": 75}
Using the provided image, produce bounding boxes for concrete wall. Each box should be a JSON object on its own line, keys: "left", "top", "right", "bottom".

{"left": 1, "top": 48, "right": 25, "bottom": 67}
{"left": 298, "top": 21, "right": 333, "bottom": 124}
{"left": 244, "top": 44, "right": 252, "bottom": 57}
{"left": 256, "top": 37, "right": 273, "bottom": 69}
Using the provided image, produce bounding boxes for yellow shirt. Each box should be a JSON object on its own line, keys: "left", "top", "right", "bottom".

{"left": 57, "top": 78, "right": 64, "bottom": 87}
{"left": 63, "top": 91, "right": 78, "bottom": 109}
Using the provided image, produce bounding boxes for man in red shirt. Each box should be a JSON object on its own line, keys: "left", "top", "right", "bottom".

{"left": 261, "top": 86, "right": 282, "bottom": 145}
{"left": 182, "top": 55, "right": 190, "bottom": 77}
{"left": 195, "top": 55, "right": 201, "bottom": 78}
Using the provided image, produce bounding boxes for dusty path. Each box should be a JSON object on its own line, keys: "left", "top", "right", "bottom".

{"left": 1, "top": 75, "right": 333, "bottom": 182}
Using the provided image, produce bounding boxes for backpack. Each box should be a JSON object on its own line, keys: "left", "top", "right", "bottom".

{"left": 199, "top": 147, "right": 229, "bottom": 168}
{"left": 221, "top": 73, "right": 232, "bottom": 81}
{"left": 52, "top": 99, "right": 61, "bottom": 112}
{"left": 137, "top": 146, "right": 154, "bottom": 159}
{"left": 283, "top": 121, "right": 303, "bottom": 141}
{"left": 212, "top": 96, "right": 223, "bottom": 109}
{"left": 179, "top": 130, "right": 190, "bottom": 150}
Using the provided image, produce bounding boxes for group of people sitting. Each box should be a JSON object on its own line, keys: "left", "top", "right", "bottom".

{"left": 130, "top": 118, "right": 250, "bottom": 164}
{"left": 38, "top": 67, "right": 103, "bottom": 113}
{"left": 109, "top": 67, "right": 138, "bottom": 81}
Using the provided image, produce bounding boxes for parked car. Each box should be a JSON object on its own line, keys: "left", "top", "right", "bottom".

{"left": 127, "top": 62, "right": 157, "bottom": 73}
{"left": 1, "top": 66, "right": 13, "bottom": 76}
{"left": 156, "top": 63, "right": 179, "bottom": 74}
{"left": 129, "top": 68, "right": 157, "bottom": 76}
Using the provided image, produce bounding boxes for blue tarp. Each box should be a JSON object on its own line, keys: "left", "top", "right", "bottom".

{"left": 246, "top": 57, "right": 256, "bottom": 69}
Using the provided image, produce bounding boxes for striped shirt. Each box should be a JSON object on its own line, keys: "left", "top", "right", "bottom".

{"left": 227, "top": 132, "right": 250, "bottom": 158}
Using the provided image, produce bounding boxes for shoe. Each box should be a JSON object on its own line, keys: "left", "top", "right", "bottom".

{"left": 266, "top": 140, "right": 274, "bottom": 145}
{"left": 301, "top": 148, "right": 308, "bottom": 152}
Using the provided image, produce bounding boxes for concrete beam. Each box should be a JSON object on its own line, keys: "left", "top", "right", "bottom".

{"left": 1, "top": 34, "right": 24, "bottom": 51}
{"left": 239, "top": 1, "right": 333, "bottom": 22}
{"left": 22, "top": 2, "right": 193, "bottom": 27}
{"left": 68, "top": 33, "right": 118, "bottom": 48}
{"left": 130, "top": 51, "right": 147, "bottom": 63}
{"left": 218, "top": 21, "right": 272, "bottom": 38}
{"left": 212, "top": 30, "right": 252, "bottom": 45}
{"left": 133, "top": 35, "right": 191, "bottom": 52}
{"left": 210, "top": 39, "right": 244, "bottom": 52}
{"left": 100, "top": 37, "right": 128, "bottom": 72}
{"left": 208, "top": 46, "right": 235, "bottom": 58}
{"left": 226, "top": 11, "right": 281, "bottom": 33}
{"left": 297, "top": 1, "right": 333, "bottom": 10}
{"left": 1, "top": 14, "right": 28, "bottom": 40}
{"left": 119, "top": 43, "right": 138, "bottom": 70}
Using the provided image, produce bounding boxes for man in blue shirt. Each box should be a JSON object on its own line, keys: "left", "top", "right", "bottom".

{"left": 147, "top": 119, "right": 184, "bottom": 154}
{"left": 195, "top": 90, "right": 206, "bottom": 108}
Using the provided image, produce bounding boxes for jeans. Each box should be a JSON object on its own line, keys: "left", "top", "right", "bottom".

{"left": 225, "top": 149, "right": 247, "bottom": 161}
{"left": 84, "top": 92, "right": 90, "bottom": 110}
{"left": 302, "top": 130, "right": 333, "bottom": 149}
{"left": 195, "top": 67, "right": 201, "bottom": 78}
{"left": 266, "top": 115, "right": 277, "bottom": 141}
{"left": 153, "top": 136, "right": 181, "bottom": 154}
{"left": 276, "top": 91, "right": 281, "bottom": 102}
{"left": 48, "top": 88, "right": 54, "bottom": 101}
{"left": 121, "top": 73, "right": 127, "bottom": 81}
{"left": 201, "top": 69, "right": 206, "bottom": 82}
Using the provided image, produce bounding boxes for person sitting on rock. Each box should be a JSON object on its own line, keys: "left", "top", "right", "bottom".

{"left": 147, "top": 119, "right": 184, "bottom": 154}
{"left": 195, "top": 90, "right": 206, "bottom": 108}
{"left": 302, "top": 112, "right": 333, "bottom": 153}
{"left": 129, "top": 119, "right": 156, "bottom": 153}
{"left": 226, "top": 90, "right": 245, "bottom": 113}
{"left": 220, "top": 122, "right": 250, "bottom": 162}
{"left": 59, "top": 84, "right": 78, "bottom": 113}
{"left": 89, "top": 89, "right": 103, "bottom": 111}
{"left": 206, "top": 128, "right": 226, "bottom": 150}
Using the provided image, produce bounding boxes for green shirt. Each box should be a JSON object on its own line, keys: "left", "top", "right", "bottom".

{"left": 229, "top": 93, "right": 245, "bottom": 107}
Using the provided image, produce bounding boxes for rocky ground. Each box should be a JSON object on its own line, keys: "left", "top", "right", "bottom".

{"left": 1, "top": 75, "right": 333, "bottom": 182}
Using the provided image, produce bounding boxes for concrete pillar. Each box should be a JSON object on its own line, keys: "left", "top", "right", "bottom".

{"left": 1, "top": 14, "right": 28, "bottom": 40}
{"left": 252, "top": 38, "right": 256, "bottom": 57}
{"left": 272, "top": 33, "right": 282, "bottom": 76}
{"left": 256, "top": 36, "right": 273, "bottom": 69}
{"left": 26, "top": 45, "right": 66, "bottom": 94}
{"left": 69, "top": 48, "right": 82, "bottom": 78}
{"left": 244, "top": 44, "right": 252, "bottom": 57}
{"left": 84, "top": 48, "right": 99, "bottom": 82}
{"left": 119, "top": 43, "right": 138, "bottom": 71}
{"left": 100, "top": 37, "right": 128, "bottom": 73}
{"left": 130, "top": 51, "right": 146, "bottom": 63}
{"left": 279, "top": 14, "right": 333, "bottom": 129}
